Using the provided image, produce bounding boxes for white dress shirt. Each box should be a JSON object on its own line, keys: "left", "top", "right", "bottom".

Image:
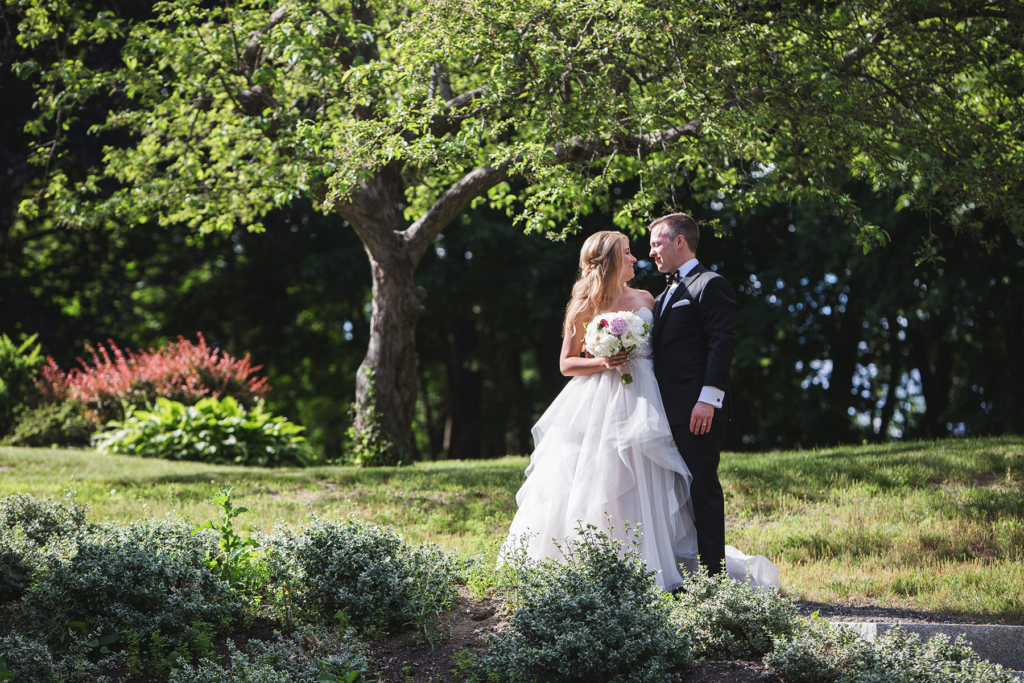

{"left": 660, "top": 258, "right": 700, "bottom": 314}
{"left": 661, "top": 258, "right": 726, "bottom": 409}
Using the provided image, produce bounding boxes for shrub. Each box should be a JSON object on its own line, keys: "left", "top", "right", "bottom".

{"left": 170, "top": 629, "right": 368, "bottom": 683}
{"left": 0, "top": 526, "right": 38, "bottom": 601}
{"left": 0, "top": 492, "right": 91, "bottom": 546}
{"left": 40, "top": 333, "right": 270, "bottom": 423}
{"left": 253, "top": 523, "right": 305, "bottom": 626}
{"left": 92, "top": 396, "right": 313, "bottom": 467}
{"left": 0, "top": 493, "right": 91, "bottom": 599}
{"left": 295, "top": 516, "right": 459, "bottom": 637}
{"left": 0, "top": 633, "right": 60, "bottom": 683}
{"left": 21, "top": 516, "right": 241, "bottom": 662}
{"left": 670, "top": 564, "right": 797, "bottom": 660}
{"left": 764, "top": 619, "right": 1016, "bottom": 683}
{"left": 0, "top": 633, "right": 111, "bottom": 683}
{"left": 0, "top": 333, "right": 45, "bottom": 437}
{"left": 478, "top": 525, "right": 692, "bottom": 683}
{"left": 1, "top": 400, "right": 95, "bottom": 447}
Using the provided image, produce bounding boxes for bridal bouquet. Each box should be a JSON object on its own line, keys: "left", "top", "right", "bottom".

{"left": 584, "top": 311, "right": 650, "bottom": 385}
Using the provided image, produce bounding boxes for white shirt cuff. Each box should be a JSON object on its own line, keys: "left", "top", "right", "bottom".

{"left": 698, "top": 386, "right": 725, "bottom": 408}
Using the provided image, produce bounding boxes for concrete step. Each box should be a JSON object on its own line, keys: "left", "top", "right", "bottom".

{"left": 835, "top": 621, "right": 1024, "bottom": 676}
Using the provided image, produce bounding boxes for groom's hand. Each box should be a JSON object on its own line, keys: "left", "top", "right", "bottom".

{"left": 690, "top": 401, "right": 715, "bottom": 435}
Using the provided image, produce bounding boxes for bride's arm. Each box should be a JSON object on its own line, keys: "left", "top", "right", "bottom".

{"left": 559, "top": 303, "right": 629, "bottom": 377}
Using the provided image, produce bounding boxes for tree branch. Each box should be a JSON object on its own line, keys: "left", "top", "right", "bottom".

{"left": 553, "top": 119, "right": 702, "bottom": 163}
{"left": 413, "top": 87, "right": 488, "bottom": 139}
{"left": 240, "top": 5, "right": 288, "bottom": 80}
{"left": 404, "top": 161, "right": 513, "bottom": 261}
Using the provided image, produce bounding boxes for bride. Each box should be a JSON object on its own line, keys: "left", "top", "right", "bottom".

{"left": 502, "top": 231, "right": 699, "bottom": 591}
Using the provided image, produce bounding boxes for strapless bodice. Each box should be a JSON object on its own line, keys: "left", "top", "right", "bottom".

{"left": 633, "top": 307, "right": 654, "bottom": 359}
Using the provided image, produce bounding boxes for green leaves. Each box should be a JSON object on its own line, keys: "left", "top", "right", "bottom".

{"left": 10, "top": 0, "right": 1024, "bottom": 246}
{"left": 193, "top": 487, "right": 262, "bottom": 591}
{"left": 92, "top": 396, "right": 314, "bottom": 467}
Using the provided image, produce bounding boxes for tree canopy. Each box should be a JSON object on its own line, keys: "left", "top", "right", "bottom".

{"left": 15, "top": 0, "right": 1024, "bottom": 238}
{"left": 10, "top": 0, "right": 1024, "bottom": 454}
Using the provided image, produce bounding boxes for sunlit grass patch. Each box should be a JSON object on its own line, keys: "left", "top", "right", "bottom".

{"left": 723, "top": 437, "right": 1024, "bottom": 621}
{"left": 1, "top": 436, "right": 1021, "bottom": 620}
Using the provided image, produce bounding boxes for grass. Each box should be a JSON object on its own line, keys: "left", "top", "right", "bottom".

{"left": 2, "top": 436, "right": 1022, "bottom": 622}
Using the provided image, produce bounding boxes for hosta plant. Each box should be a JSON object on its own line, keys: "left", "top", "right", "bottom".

{"left": 93, "top": 396, "right": 313, "bottom": 467}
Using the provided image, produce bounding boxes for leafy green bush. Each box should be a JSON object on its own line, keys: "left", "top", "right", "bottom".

{"left": 0, "top": 633, "right": 61, "bottom": 683}
{"left": 92, "top": 396, "right": 313, "bottom": 467}
{"left": 0, "top": 633, "right": 109, "bottom": 683}
{"left": 294, "top": 516, "right": 459, "bottom": 637}
{"left": 765, "top": 619, "right": 1015, "bottom": 683}
{"left": 0, "top": 493, "right": 90, "bottom": 600}
{"left": 670, "top": 565, "right": 797, "bottom": 660}
{"left": 1, "top": 400, "right": 96, "bottom": 447}
{"left": 22, "top": 516, "right": 241, "bottom": 662}
{"left": 170, "top": 629, "right": 368, "bottom": 683}
{"left": 0, "top": 527, "right": 47, "bottom": 602}
{"left": 0, "top": 334, "right": 45, "bottom": 437}
{"left": 0, "top": 492, "right": 91, "bottom": 546}
{"left": 478, "top": 525, "right": 692, "bottom": 683}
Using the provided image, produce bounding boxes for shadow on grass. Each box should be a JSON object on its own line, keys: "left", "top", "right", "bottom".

{"left": 723, "top": 437, "right": 1022, "bottom": 501}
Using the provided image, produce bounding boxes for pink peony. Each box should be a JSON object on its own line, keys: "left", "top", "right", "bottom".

{"left": 609, "top": 317, "right": 629, "bottom": 336}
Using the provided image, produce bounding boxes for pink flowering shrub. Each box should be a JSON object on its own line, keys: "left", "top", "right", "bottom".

{"left": 39, "top": 333, "right": 270, "bottom": 424}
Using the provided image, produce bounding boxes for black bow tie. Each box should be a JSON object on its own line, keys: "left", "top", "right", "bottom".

{"left": 666, "top": 271, "right": 682, "bottom": 285}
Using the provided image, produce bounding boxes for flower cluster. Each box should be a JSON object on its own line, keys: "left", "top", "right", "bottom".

{"left": 39, "top": 333, "right": 270, "bottom": 424}
{"left": 583, "top": 310, "right": 649, "bottom": 384}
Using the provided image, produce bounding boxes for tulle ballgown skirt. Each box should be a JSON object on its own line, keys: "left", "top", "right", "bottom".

{"left": 501, "top": 358, "right": 699, "bottom": 591}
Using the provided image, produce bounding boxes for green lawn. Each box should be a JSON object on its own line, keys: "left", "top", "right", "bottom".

{"left": 2, "top": 437, "right": 1022, "bottom": 622}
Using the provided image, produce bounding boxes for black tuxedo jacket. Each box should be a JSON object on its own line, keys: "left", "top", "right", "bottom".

{"left": 651, "top": 263, "right": 737, "bottom": 426}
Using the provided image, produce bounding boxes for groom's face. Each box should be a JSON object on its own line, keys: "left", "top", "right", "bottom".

{"left": 649, "top": 226, "right": 687, "bottom": 273}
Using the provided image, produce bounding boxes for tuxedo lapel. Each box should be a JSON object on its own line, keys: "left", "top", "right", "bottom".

{"left": 653, "top": 263, "right": 706, "bottom": 342}
{"left": 653, "top": 287, "right": 668, "bottom": 326}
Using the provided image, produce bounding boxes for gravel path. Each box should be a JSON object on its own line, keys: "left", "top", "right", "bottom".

{"left": 795, "top": 600, "right": 1009, "bottom": 625}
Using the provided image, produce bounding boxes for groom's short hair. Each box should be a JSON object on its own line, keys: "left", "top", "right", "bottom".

{"left": 650, "top": 213, "right": 699, "bottom": 252}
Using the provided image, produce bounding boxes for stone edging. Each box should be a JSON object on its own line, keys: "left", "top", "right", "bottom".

{"left": 833, "top": 621, "right": 1024, "bottom": 676}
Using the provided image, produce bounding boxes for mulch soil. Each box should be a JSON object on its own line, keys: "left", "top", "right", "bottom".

{"left": 368, "top": 586, "right": 508, "bottom": 683}
{"left": 366, "top": 587, "right": 783, "bottom": 683}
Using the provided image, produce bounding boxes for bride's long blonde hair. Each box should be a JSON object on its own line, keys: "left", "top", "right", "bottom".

{"left": 564, "top": 231, "right": 628, "bottom": 336}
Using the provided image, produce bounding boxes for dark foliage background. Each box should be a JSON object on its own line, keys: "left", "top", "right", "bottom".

{"left": 2, "top": 2, "right": 1021, "bottom": 459}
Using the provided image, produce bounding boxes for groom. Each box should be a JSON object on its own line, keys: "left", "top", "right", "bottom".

{"left": 649, "top": 213, "right": 736, "bottom": 577}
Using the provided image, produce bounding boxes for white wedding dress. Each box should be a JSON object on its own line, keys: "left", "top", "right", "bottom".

{"left": 502, "top": 307, "right": 780, "bottom": 592}
{"left": 502, "top": 307, "right": 698, "bottom": 591}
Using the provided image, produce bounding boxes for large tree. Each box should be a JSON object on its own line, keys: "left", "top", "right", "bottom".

{"left": 11, "top": 0, "right": 1024, "bottom": 456}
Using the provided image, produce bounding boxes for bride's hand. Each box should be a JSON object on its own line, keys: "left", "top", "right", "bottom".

{"left": 598, "top": 351, "right": 630, "bottom": 369}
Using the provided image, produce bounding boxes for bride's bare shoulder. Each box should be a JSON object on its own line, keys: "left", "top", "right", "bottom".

{"left": 625, "top": 287, "right": 656, "bottom": 310}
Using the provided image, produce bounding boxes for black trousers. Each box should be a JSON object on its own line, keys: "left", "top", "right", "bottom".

{"left": 670, "top": 419, "right": 726, "bottom": 576}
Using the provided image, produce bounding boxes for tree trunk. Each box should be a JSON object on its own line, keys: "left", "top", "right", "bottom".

{"left": 445, "top": 316, "right": 482, "bottom": 460}
{"left": 354, "top": 247, "right": 425, "bottom": 462}
{"left": 336, "top": 161, "right": 512, "bottom": 463}
{"left": 908, "top": 328, "right": 952, "bottom": 437}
